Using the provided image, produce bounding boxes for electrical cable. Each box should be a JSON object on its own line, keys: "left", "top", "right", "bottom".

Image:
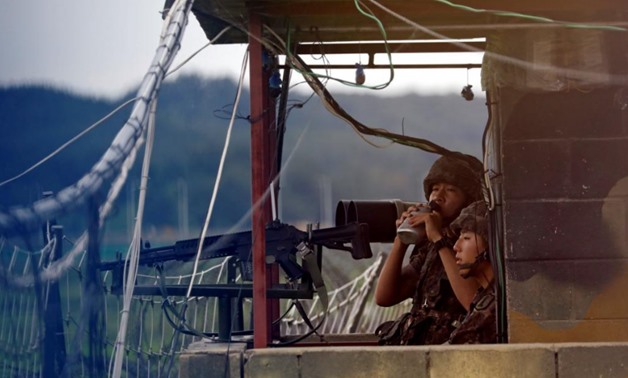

{"left": 166, "top": 26, "right": 233, "bottom": 77}
{"left": 0, "top": 96, "right": 140, "bottom": 188}
{"left": 281, "top": 7, "right": 395, "bottom": 91}
{"left": 482, "top": 94, "right": 495, "bottom": 211}
{"left": 307, "top": 29, "right": 334, "bottom": 80}
{"left": 266, "top": 27, "right": 438, "bottom": 150}
{"left": 434, "top": 0, "right": 627, "bottom": 31}
{"left": 351, "top": 0, "right": 394, "bottom": 89}
{"left": 113, "top": 2, "right": 195, "bottom": 376}
{"left": 201, "top": 0, "right": 628, "bottom": 154}
{"left": 280, "top": 40, "right": 459, "bottom": 155}
{"left": 271, "top": 313, "right": 327, "bottom": 347}
{"left": 152, "top": 47, "right": 250, "bottom": 369}
{"left": 481, "top": 91, "right": 507, "bottom": 343}
{"left": 158, "top": 277, "right": 296, "bottom": 338}
{"left": 184, "top": 47, "right": 248, "bottom": 300}
{"left": 109, "top": 96, "right": 158, "bottom": 378}
{"left": 155, "top": 264, "right": 210, "bottom": 339}
{"left": 272, "top": 301, "right": 297, "bottom": 326}
{"left": 274, "top": 51, "right": 293, "bottom": 186}
{"left": 162, "top": 299, "right": 254, "bottom": 338}
{"left": 205, "top": 0, "right": 628, "bottom": 90}
{"left": 156, "top": 276, "right": 297, "bottom": 337}
{"left": 212, "top": 103, "right": 250, "bottom": 121}
{"left": 367, "top": 0, "right": 628, "bottom": 87}
{"left": 258, "top": 1, "right": 627, "bottom": 159}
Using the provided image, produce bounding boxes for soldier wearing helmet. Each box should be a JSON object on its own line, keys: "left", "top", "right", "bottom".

{"left": 375, "top": 153, "right": 484, "bottom": 345}
{"left": 447, "top": 200, "right": 497, "bottom": 344}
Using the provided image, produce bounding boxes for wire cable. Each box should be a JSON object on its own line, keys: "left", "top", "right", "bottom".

{"left": 166, "top": 26, "right": 233, "bottom": 77}
{"left": 367, "top": 0, "right": 628, "bottom": 87}
{"left": 1, "top": 21, "right": 229, "bottom": 194}
{"left": 111, "top": 0, "right": 195, "bottom": 376}
{"left": 434, "top": 0, "right": 627, "bottom": 31}
{"left": 109, "top": 96, "right": 158, "bottom": 378}
{"left": 184, "top": 47, "right": 249, "bottom": 300}
{"left": 0, "top": 0, "right": 193, "bottom": 236}
{"left": 0, "top": 96, "right": 139, "bottom": 188}
{"left": 0, "top": 13, "right": 229, "bottom": 192}
{"left": 157, "top": 46, "right": 250, "bottom": 362}
{"left": 480, "top": 90, "right": 507, "bottom": 342}
{"left": 278, "top": 39, "right": 457, "bottom": 155}
{"left": 281, "top": 6, "right": 395, "bottom": 91}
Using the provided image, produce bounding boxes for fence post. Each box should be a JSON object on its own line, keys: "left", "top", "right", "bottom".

{"left": 39, "top": 191, "right": 67, "bottom": 377}
{"left": 85, "top": 196, "right": 106, "bottom": 376}
{"left": 42, "top": 225, "right": 68, "bottom": 377}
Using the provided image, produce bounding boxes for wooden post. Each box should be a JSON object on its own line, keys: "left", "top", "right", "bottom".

{"left": 249, "top": 12, "right": 270, "bottom": 348}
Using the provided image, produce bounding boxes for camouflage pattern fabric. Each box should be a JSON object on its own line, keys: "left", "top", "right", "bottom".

{"left": 376, "top": 239, "right": 466, "bottom": 345}
{"left": 448, "top": 284, "right": 497, "bottom": 344}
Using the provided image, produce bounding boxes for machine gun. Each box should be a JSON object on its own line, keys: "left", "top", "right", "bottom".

{"left": 100, "top": 220, "right": 373, "bottom": 341}
{"left": 100, "top": 220, "right": 372, "bottom": 298}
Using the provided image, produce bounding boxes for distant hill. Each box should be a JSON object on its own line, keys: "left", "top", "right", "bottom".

{"left": 0, "top": 76, "right": 486, "bottom": 244}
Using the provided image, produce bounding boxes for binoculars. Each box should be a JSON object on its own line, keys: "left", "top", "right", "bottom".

{"left": 335, "top": 199, "right": 418, "bottom": 243}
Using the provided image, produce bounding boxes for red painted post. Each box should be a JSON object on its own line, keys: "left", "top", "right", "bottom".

{"left": 249, "top": 14, "right": 279, "bottom": 348}
{"left": 249, "top": 12, "right": 269, "bottom": 348}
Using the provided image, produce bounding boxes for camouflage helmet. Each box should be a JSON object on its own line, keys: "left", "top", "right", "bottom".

{"left": 423, "top": 154, "right": 484, "bottom": 204}
{"left": 450, "top": 200, "right": 489, "bottom": 242}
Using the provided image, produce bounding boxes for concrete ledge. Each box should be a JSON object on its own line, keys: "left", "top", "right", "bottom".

{"left": 430, "top": 344, "right": 555, "bottom": 378}
{"left": 244, "top": 349, "right": 300, "bottom": 378}
{"left": 179, "top": 341, "right": 628, "bottom": 378}
{"left": 558, "top": 342, "right": 628, "bottom": 378}
{"left": 178, "top": 342, "right": 247, "bottom": 378}
{"left": 300, "top": 346, "right": 428, "bottom": 378}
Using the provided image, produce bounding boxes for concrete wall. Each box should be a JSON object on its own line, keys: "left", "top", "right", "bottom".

{"left": 179, "top": 342, "right": 628, "bottom": 378}
{"left": 499, "top": 87, "right": 628, "bottom": 342}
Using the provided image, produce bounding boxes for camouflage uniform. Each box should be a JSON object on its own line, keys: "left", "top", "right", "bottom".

{"left": 448, "top": 284, "right": 497, "bottom": 344}
{"left": 375, "top": 154, "right": 484, "bottom": 345}
{"left": 376, "top": 238, "right": 466, "bottom": 345}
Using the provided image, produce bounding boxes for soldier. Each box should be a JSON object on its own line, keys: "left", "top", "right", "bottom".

{"left": 375, "top": 154, "right": 484, "bottom": 345}
{"left": 447, "top": 200, "right": 497, "bottom": 344}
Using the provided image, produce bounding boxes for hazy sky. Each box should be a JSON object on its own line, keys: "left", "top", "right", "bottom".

{"left": 0, "top": 0, "right": 483, "bottom": 99}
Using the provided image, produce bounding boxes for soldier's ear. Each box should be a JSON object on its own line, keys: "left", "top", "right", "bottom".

{"left": 475, "top": 250, "right": 489, "bottom": 262}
